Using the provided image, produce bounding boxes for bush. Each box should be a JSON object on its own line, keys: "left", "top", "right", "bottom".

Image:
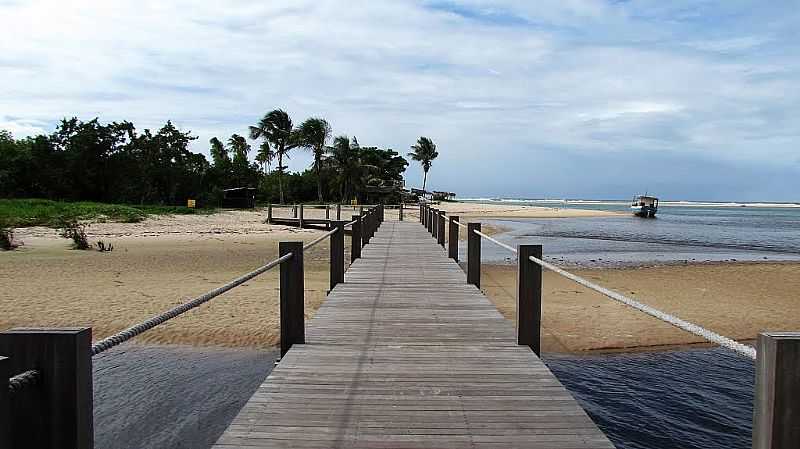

{"left": 59, "top": 218, "right": 90, "bottom": 250}
{"left": 1, "top": 227, "right": 19, "bottom": 250}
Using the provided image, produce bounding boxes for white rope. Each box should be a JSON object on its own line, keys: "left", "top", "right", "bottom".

{"left": 91, "top": 252, "right": 293, "bottom": 355}
{"left": 527, "top": 254, "right": 756, "bottom": 360}
{"left": 465, "top": 224, "right": 757, "bottom": 360}
{"left": 303, "top": 228, "right": 339, "bottom": 251}
{"left": 474, "top": 229, "right": 516, "bottom": 252}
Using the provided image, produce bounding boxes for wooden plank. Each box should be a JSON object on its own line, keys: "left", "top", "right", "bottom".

{"left": 213, "top": 221, "right": 612, "bottom": 448}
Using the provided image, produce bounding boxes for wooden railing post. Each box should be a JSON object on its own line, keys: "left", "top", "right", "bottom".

{"left": 267, "top": 204, "right": 273, "bottom": 224}
{"left": 330, "top": 221, "right": 345, "bottom": 292}
{"left": 336, "top": 203, "right": 341, "bottom": 220}
{"left": 448, "top": 215, "right": 459, "bottom": 261}
{"left": 753, "top": 332, "right": 800, "bottom": 449}
{"left": 363, "top": 210, "right": 371, "bottom": 246}
{"left": 293, "top": 204, "right": 298, "bottom": 218}
{"left": 279, "top": 242, "right": 304, "bottom": 357}
{"left": 298, "top": 204, "right": 304, "bottom": 228}
{"left": 467, "top": 222, "right": 481, "bottom": 288}
{"left": 399, "top": 203, "right": 403, "bottom": 221}
{"left": 437, "top": 211, "right": 446, "bottom": 248}
{"left": 517, "top": 245, "right": 543, "bottom": 355}
{"left": 0, "top": 356, "right": 8, "bottom": 447}
{"left": 427, "top": 208, "right": 433, "bottom": 233}
{"left": 0, "top": 328, "right": 93, "bottom": 449}
{"left": 326, "top": 204, "right": 330, "bottom": 220}
{"left": 351, "top": 215, "right": 362, "bottom": 262}
{"left": 420, "top": 204, "right": 424, "bottom": 224}
{"left": 430, "top": 208, "right": 436, "bottom": 236}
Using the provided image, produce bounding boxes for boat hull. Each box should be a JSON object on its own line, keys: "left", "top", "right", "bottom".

{"left": 631, "top": 205, "right": 657, "bottom": 218}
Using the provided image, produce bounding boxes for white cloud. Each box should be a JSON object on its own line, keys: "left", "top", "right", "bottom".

{"left": 0, "top": 0, "right": 798, "bottom": 197}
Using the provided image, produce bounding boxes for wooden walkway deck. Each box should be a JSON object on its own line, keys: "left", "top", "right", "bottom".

{"left": 212, "top": 221, "right": 614, "bottom": 449}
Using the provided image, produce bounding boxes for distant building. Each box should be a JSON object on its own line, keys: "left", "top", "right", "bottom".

{"left": 222, "top": 187, "right": 256, "bottom": 208}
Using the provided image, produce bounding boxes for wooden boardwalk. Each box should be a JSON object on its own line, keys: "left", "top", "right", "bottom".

{"left": 213, "top": 221, "right": 614, "bottom": 449}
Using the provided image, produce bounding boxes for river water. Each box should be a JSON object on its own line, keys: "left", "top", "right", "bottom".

{"left": 93, "top": 345, "right": 754, "bottom": 449}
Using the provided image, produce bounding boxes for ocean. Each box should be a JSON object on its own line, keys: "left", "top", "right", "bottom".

{"left": 461, "top": 199, "right": 800, "bottom": 266}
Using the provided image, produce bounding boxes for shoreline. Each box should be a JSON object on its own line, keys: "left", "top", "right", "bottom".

{"left": 3, "top": 209, "right": 797, "bottom": 356}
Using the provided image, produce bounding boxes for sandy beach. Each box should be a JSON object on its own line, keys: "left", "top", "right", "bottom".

{"left": 2, "top": 207, "right": 798, "bottom": 353}
{"left": 429, "top": 201, "right": 621, "bottom": 219}
{"left": 482, "top": 262, "right": 800, "bottom": 353}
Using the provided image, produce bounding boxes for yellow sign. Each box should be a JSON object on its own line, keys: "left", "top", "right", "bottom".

{"left": 187, "top": 199, "right": 196, "bottom": 208}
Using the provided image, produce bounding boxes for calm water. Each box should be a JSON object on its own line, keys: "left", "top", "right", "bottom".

{"left": 545, "top": 348, "right": 754, "bottom": 449}
{"left": 467, "top": 201, "right": 800, "bottom": 266}
{"left": 94, "top": 345, "right": 755, "bottom": 449}
{"left": 93, "top": 345, "right": 276, "bottom": 449}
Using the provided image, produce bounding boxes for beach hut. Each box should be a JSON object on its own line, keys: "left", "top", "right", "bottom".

{"left": 222, "top": 187, "right": 256, "bottom": 208}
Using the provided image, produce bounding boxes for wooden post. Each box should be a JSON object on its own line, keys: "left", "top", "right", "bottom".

{"left": 399, "top": 203, "right": 403, "bottom": 221}
{"left": 267, "top": 204, "right": 273, "bottom": 224}
{"left": 298, "top": 204, "right": 304, "bottom": 228}
{"left": 326, "top": 204, "right": 330, "bottom": 220}
{"left": 753, "top": 332, "right": 800, "bottom": 449}
{"left": 517, "top": 245, "right": 543, "bottom": 355}
{"left": 0, "top": 328, "right": 94, "bottom": 449}
{"left": 0, "top": 356, "right": 10, "bottom": 448}
{"left": 363, "top": 210, "right": 371, "bottom": 246}
{"left": 329, "top": 221, "right": 345, "bottom": 292}
{"left": 293, "top": 204, "right": 298, "bottom": 218}
{"left": 449, "top": 215, "right": 459, "bottom": 261}
{"left": 359, "top": 205, "right": 363, "bottom": 218}
{"left": 336, "top": 203, "right": 341, "bottom": 220}
{"left": 351, "top": 215, "right": 362, "bottom": 262}
{"left": 279, "top": 242, "right": 304, "bottom": 357}
{"left": 420, "top": 205, "right": 424, "bottom": 224}
{"left": 429, "top": 208, "right": 435, "bottom": 235}
{"left": 437, "top": 211, "right": 446, "bottom": 248}
{"left": 467, "top": 222, "right": 481, "bottom": 288}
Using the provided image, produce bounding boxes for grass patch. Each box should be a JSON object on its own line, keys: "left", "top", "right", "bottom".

{"left": 0, "top": 199, "right": 214, "bottom": 228}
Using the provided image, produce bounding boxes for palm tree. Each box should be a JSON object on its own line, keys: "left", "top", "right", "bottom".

{"left": 254, "top": 142, "right": 274, "bottom": 174}
{"left": 249, "top": 109, "right": 298, "bottom": 203}
{"left": 408, "top": 136, "right": 438, "bottom": 192}
{"left": 227, "top": 134, "right": 251, "bottom": 162}
{"left": 326, "top": 136, "right": 380, "bottom": 203}
{"left": 297, "top": 117, "right": 332, "bottom": 202}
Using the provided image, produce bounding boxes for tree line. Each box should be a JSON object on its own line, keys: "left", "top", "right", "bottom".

{"left": 0, "top": 109, "right": 441, "bottom": 206}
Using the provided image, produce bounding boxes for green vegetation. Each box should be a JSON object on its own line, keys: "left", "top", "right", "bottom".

{"left": 0, "top": 199, "right": 204, "bottom": 228}
{"left": 1, "top": 108, "right": 435, "bottom": 211}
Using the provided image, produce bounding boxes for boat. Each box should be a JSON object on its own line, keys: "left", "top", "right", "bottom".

{"left": 631, "top": 195, "right": 658, "bottom": 218}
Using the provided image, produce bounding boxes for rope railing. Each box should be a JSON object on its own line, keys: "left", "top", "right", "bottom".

{"left": 91, "top": 252, "right": 293, "bottom": 355}
{"left": 8, "top": 369, "right": 40, "bottom": 394}
{"left": 423, "top": 205, "right": 757, "bottom": 360}
{"left": 302, "top": 227, "right": 339, "bottom": 251}
{"left": 1, "top": 203, "right": 386, "bottom": 446}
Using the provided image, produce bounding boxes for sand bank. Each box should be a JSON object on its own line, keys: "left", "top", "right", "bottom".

{"left": 2, "top": 210, "right": 336, "bottom": 348}
{"left": 482, "top": 262, "right": 800, "bottom": 353}
{"left": 428, "top": 202, "right": 620, "bottom": 219}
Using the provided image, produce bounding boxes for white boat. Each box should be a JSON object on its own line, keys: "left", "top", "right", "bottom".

{"left": 631, "top": 195, "right": 658, "bottom": 218}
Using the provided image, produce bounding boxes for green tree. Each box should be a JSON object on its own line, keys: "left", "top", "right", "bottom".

{"left": 209, "top": 137, "right": 229, "bottom": 167}
{"left": 248, "top": 109, "right": 298, "bottom": 204}
{"left": 254, "top": 142, "right": 274, "bottom": 174}
{"left": 408, "top": 136, "right": 438, "bottom": 192}
{"left": 297, "top": 117, "right": 332, "bottom": 202}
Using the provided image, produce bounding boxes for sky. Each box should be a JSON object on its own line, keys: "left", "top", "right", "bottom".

{"left": 1, "top": 0, "right": 798, "bottom": 201}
